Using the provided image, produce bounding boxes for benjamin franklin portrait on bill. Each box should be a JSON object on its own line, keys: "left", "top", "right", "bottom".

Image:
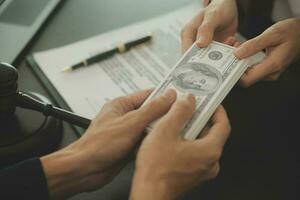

{"left": 171, "top": 62, "right": 223, "bottom": 95}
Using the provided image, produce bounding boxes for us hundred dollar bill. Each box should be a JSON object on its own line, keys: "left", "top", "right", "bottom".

{"left": 144, "top": 41, "right": 265, "bottom": 140}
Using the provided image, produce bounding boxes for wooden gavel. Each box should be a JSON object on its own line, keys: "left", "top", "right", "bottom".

{"left": 0, "top": 63, "right": 91, "bottom": 129}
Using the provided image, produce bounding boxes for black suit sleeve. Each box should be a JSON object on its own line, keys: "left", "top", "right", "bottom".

{"left": 237, "top": 0, "right": 275, "bottom": 38}
{"left": 0, "top": 158, "right": 49, "bottom": 200}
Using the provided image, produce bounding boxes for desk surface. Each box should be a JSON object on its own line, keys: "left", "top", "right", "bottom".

{"left": 16, "top": 0, "right": 300, "bottom": 199}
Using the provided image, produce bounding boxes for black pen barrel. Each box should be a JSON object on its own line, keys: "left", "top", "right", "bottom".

{"left": 125, "top": 35, "right": 152, "bottom": 49}
{"left": 88, "top": 48, "right": 118, "bottom": 63}
{"left": 67, "top": 34, "right": 152, "bottom": 71}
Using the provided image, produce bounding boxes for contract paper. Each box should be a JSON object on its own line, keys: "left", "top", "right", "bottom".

{"left": 32, "top": 3, "right": 201, "bottom": 119}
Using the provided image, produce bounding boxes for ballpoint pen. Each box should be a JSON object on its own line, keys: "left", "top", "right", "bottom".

{"left": 62, "top": 34, "right": 153, "bottom": 72}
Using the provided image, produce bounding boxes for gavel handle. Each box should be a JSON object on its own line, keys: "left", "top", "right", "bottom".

{"left": 16, "top": 92, "right": 91, "bottom": 129}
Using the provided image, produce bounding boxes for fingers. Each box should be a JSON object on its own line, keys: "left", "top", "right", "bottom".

{"left": 198, "top": 106, "right": 231, "bottom": 148}
{"left": 223, "top": 37, "right": 236, "bottom": 46}
{"left": 223, "top": 36, "right": 241, "bottom": 47}
{"left": 154, "top": 93, "right": 196, "bottom": 137}
{"left": 205, "top": 163, "right": 220, "bottom": 180}
{"left": 196, "top": 11, "right": 219, "bottom": 47}
{"left": 130, "top": 89, "right": 177, "bottom": 126}
{"left": 181, "top": 25, "right": 197, "bottom": 53}
{"left": 234, "top": 27, "right": 279, "bottom": 59}
{"left": 264, "top": 72, "right": 281, "bottom": 81}
{"left": 203, "top": 0, "right": 211, "bottom": 6}
{"left": 234, "top": 41, "right": 241, "bottom": 47}
{"left": 125, "top": 89, "right": 154, "bottom": 110}
{"left": 239, "top": 62, "right": 279, "bottom": 87}
{"left": 239, "top": 60, "right": 274, "bottom": 87}
{"left": 181, "top": 9, "right": 219, "bottom": 52}
{"left": 181, "top": 12, "right": 205, "bottom": 53}
{"left": 239, "top": 45, "right": 287, "bottom": 87}
{"left": 106, "top": 89, "right": 154, "bottom": 115}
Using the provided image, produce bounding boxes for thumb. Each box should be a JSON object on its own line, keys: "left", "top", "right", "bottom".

{"left": 234, "top": 28, "right": 278, "bottom": 59}
{"left": 197, "top": 12, "right": 218, "bottom": 47}
{"left": 154, "top": 93, "right": 196, "bottom": 138}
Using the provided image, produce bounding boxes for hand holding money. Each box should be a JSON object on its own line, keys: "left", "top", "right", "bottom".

{"left": 144, "top": 40, "right": 265, "bottom": 139}
{"left": 235, "top": 18, "right": 300, "bottom": 87}
{"left": 181, "top": 0, "right": 238, "bottom": 52}
{"left": 131, "top": 98, "right": 231, "bottom": 200}
{"left": 41, "top": 89, "right": 176, "bottom": 199}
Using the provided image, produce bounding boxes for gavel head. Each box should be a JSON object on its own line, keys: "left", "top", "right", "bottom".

{"left": 0, "top": 63, "right": 18, "bottom": 118}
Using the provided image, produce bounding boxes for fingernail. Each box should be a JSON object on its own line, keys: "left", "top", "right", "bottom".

{"left": 197, "top": 36, "right": 206, "bottom": 47}
{"left": 163, "top": 89, "right": 176, "bottom": 98}
{"left": 234, "top": 47, "right": 245, "bottom": 59}
{"left": 183, "top": 92, "right": 195, "bottom": 101}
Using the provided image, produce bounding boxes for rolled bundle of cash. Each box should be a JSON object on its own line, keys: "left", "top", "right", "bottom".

{"left": 144, "top": 41, "right": 265, "bottom": 140}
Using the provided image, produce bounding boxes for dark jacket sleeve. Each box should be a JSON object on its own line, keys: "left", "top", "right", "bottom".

{"left": 237, "top": 0, "right": 275, "bottom": 38}
{"left": 0, "top": 158, "right": 49, "bottom": 200}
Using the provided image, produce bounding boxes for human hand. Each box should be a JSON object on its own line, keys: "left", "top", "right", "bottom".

{"left": 181, "top": 0, "right": 238, "bottom": 52}
{"left": 224, "top": 36, "right": 241, "bottom": 47}
{"left": 41, "top": 89, "right": 177, "bottom": 199}
{"left": 130, "top": 93, "right": 231, "bottom": 200}
{"left": 234, "top": 18, "right": 300, "bottom": 87}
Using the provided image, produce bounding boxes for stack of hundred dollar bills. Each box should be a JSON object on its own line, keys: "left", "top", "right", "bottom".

{"left": 144, "top": 41, "right": 265, "bottom": 140}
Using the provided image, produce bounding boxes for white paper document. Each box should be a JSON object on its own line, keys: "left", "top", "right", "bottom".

{"left": 32, "top": 3, "right": 201, "bottom": 119}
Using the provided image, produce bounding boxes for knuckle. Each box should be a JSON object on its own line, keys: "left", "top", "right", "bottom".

{"left": 271, "top": 61, "right": 283, "bottom": 72}
{"left": 176, "top": 100, "right": 194, "bottom": 112}
{"left": 208, "top": 150, "right": 222, "bottom": 163}
{"left": 268, "top": 73, "right": 281, "bottom": 81}
{"left": 110, "top": 97, "right": 123, "bottom": 105}
{"left": 153, "top": 118, "right": 169, "bottom": 133}
{"left": 269, "top": 23, "right": 284, "bottom": 35}
{"left": 101, "top": 100, "right": 116, "bottom": 111}
{"left": 156, "top": 122, "right": 168, "bottom": 132}
{"left": 271, "top": 76, "right": 278, "bottom": 81}
{"left": 125, "top": 111, "right": 148, "bottom": 128}
{"left": 145, "top": 95, "right": 170, "bottom": 112}
{"left": 197, "top": 24, "right": 212, "bottom": 37}
{"left": 239, "top": 43, "right": 254, "bottom": 56}
{"left": 227, "top": 122, "right": 232, "bottom": 133}
{"left": 206, "top": 7, "right": 218, "bottom": 17}
{"left": 270, "top": 76, "right": 278, "bottom": 81}
{"left": 225, "top": 120, "right": 231, "bottom": 133}
{"left": 108, "top": 97, "right": 127, "bottom": 109}
{"left": 123, "top": 111, "right": 137, "bottom": 121}
{"left": 247, "top": 39, "right": 260, "bottom": 52}
{"left": 197, "top": 162, "right": 211, "bottom": 174}
{"left": 156, "top": 95, "right": 171, "bottom": 107}
{"left": 274, "top": 73, "right": 281, "bottom": 80}
{"left": 268, "top": 25, "right": 285, "bottom": 42}
{"left": 144, "top": 100, "right": 159, "bottom": 112}
{"left": 239, "top": 79, "right": 252, "bottom": 88}
{"left": 102, "top": 101, "right": 111, "bottom": 109}
{"left": 198, "top": 22, "right": 209, "bottom": 31}
{"left": 181, "top": 24, "right": 194, "bottom": 38}
{"left": 208, "top": 164, "right": 220, "bottom": 179}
